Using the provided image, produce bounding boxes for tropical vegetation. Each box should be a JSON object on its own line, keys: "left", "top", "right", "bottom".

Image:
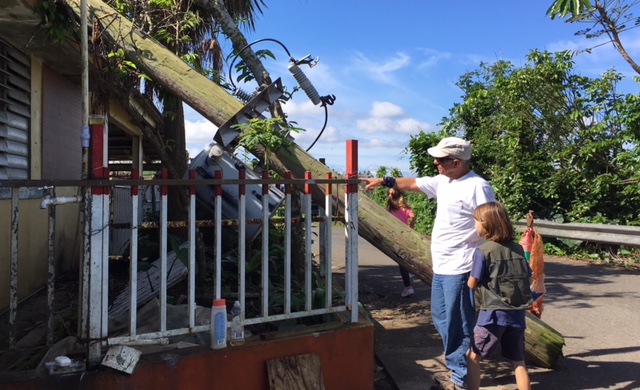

{"left": 368, "top": 49, "right": 640, "bottom": 266}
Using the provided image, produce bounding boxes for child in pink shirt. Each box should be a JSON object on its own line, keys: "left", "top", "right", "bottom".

{"left": 386, "top": 188, "right": 416, "bottom": 297}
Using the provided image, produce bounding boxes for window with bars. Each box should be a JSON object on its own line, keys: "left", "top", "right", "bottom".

{"left": 0, "top": 40, "right": 30, "bottom": 180}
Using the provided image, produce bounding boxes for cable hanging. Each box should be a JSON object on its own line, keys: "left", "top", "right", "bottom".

{"left": 226, "top": 38, "right": 336, "bottom": 152}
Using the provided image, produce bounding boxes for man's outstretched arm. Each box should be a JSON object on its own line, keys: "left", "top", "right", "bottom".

{"left": 360, "top": 177, "right": 420, "bottom": 192}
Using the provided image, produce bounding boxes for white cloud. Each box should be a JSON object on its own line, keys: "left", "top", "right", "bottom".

{"left": 546, "top": 37, "right": 583, "bottom": 54}
{"left": 370, "top": 101, "right": 405, "bottom": 117}
{"left": 417, "top": 48, "right": 453, "bottom": 68}
{"left": 293, "top": 125, "right": 341, "bottom": 145}
{"left": 396, "top": 118, "right": 435, "bottom": 134}
{"left": 350, "top": 51, "right": 411, "bottom": 84}
{"left": 280, "top": 98, "right": 319, "bottom": 117}
{"left": 301, "top": 61, "right": 346, "bottom": 94}
{"left": 361, "top": 138, "right": 407, "bottom": 149}
{"left": 185, "top": 118, "right": 217, "bottom": 153}
{"left": 355, "top": 101, "right": 435, "bottom": 136}
{"left": 356, "top": 117, "right": 393, "bottom": 133}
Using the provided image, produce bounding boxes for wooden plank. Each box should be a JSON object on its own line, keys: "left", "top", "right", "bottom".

{"left": 266, "top": 353, "right": 325, "bottom": 390}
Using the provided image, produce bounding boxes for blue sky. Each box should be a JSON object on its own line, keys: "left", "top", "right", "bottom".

{"left": 185, "top": 1, "right": 640, "bottom": 176}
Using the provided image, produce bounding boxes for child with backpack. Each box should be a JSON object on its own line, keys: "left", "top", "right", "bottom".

{"left": 466, "top": 201, "right": 532, "bottom": 390}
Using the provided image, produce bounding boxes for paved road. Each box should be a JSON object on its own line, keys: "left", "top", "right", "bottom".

{"left": 330, "top": 225, "right": 640, "bottom": 390}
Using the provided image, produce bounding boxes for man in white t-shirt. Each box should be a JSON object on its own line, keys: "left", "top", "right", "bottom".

{"left": 362, "top": 137, "right": 495, "bottom": 390}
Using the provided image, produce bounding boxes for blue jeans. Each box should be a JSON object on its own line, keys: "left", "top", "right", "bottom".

{"left": 431, "top": 273, "right": 476, "bottom": 387}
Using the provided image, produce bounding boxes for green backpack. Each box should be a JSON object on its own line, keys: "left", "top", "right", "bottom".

{"left": 477, "top": 241, "right": 533, "bottom": 311}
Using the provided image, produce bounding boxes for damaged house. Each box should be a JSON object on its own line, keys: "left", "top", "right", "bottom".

{"left": 0, "top": 0, "right": 374, "bottom": 388}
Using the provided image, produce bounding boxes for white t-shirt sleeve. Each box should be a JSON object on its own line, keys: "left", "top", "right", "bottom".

{"left": 415, "top": 175, "right": 440, "bottom": 198}
{"left": 475, "top": 181, "right": 496, "bottom": 206}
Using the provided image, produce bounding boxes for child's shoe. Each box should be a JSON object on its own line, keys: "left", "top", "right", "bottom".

{"left": 401, "top": 286, "right": 415, "bottom": 298}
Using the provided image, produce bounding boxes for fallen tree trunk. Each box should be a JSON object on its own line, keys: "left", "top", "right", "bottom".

{"left": 65, "top": 0, "right": 564, "bottom": 367}
{"left": 524, "top": 312, "right": 565, "bottom": 368}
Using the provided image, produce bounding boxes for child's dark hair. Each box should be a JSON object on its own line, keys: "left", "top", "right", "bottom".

{"left": 474, "top": 201, "right": 514, "bottom": 242}
{"left": 386, "top": 188, "right": 411, "bottom": 212}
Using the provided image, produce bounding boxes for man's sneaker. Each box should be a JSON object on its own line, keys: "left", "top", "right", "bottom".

{"left": 431, "top": 381, "right": 465, "bottom": 390}
{"left": 431, "top": 372, "right": 465, "bottom": 390}
{"left": 401, "top": 286, "right": 415, "bottom": 297}
{"left": 432, "top": 371, "right": 451, "bottom": 384}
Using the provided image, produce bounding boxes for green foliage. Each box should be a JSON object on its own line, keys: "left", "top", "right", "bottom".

{"left": 547, "top": 0, "right": 593, "bottom": 19}
{"left": 232, "top": 117, "right": 304, "bottom": 169}
{"left": 435, "top": 49, "right": 640, "bottom": 226}
{"left": 106, "top": 49, "right": 140, "bottom": 80}
{"left": 543, "top": 241, "right": 567, "bottom": 256}
{"left": 362, "top": 165, "right": 437, "bottom": 236}
{"left": 232, "top": 49, "right": 277, "bottom": 85}
{"left": 169, "top": 234, "right": 192, "bottom": 272}
{"left": 34, "top": 0, "right": 79, "bottom": 43}
{"left": 106, "top": 0, "right": 228, "bottom": 111}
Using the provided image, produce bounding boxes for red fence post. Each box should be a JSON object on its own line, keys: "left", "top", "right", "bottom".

{"left": 344, "top": 140, "right": 358, "bottom": 323}
{"left": 346, "top": 140, "right": 358, "bottom": 193}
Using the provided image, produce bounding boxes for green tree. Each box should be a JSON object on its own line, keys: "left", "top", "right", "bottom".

{"left": 435, "top": 49, "right": 640, "bottom": 224}
{"left": 548, "top": 0, "right": 640, "bottom": 76}
{"left": 547, "top": 0, "right": 593, "bottom": 18}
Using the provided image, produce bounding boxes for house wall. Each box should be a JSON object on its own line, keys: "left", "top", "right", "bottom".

{"left": 41, "top": 65, "right": 82, "bottom": 180}
{"left": 0, "top": 55, "right": 82, "bottom": 312}
{"left": 0, "top": 187, "right": 82, "bottom": 312}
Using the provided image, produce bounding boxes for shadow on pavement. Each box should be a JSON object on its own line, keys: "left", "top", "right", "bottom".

{"left": 353, "top": 254, "right": 640, "bottom": 390}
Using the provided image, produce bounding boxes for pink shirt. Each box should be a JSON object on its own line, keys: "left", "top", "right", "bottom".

{"left": 388, "top": 207, "right": 414, "bottom": 226}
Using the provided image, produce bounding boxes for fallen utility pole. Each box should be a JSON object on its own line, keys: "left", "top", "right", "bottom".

{"left": 65, "top": 0, "right": 563, "bottom": 368}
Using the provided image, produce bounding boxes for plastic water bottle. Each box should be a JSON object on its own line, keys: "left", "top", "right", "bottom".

{"left": 229, "top": 300, "right": 245, "bottom": 346}
{"left": 210, "top": 299, "right": 227, "bottom": 349}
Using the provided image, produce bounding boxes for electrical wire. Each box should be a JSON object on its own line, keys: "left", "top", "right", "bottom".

{"left": 227, "top": 38, "right": 336, "bottom": 152}
{"left": 305, "top": 94, "right": 336, "bottom": 152}
{"left": 227, "top": 38, "right": 292, "bottom": 92}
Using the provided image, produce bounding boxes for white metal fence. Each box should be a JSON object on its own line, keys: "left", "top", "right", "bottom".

{"left": 2, "top": 171, "right": 359, "bottom": 369}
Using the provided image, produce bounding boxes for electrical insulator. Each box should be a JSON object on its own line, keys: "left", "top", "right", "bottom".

{"left": 233, "top": 88, "right": 253, "bottom": 103}
{"left": 288, "top": 63, "right": 321, "bottom": 105}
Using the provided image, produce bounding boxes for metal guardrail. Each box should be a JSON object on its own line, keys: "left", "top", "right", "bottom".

{"left": 514, "top": 220, "right": 640, "bottom": 247}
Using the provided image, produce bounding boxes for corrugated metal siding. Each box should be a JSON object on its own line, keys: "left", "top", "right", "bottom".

{"left": 0, "top": 40, "right": 30, "bottom": 180}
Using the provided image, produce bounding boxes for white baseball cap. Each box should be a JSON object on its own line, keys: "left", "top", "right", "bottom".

{"left": 427, "top": 137, "right": 472, "bottom": 160}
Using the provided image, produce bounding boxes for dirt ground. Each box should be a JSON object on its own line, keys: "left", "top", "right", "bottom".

{"left": 0, "top": 274, "right": 80, "bottom": 374}
{"left": 356, "top": 271, "right": 435, "bottom": 390}
{"left": 367, "top": 292, "right": 431, "bottom": 390}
